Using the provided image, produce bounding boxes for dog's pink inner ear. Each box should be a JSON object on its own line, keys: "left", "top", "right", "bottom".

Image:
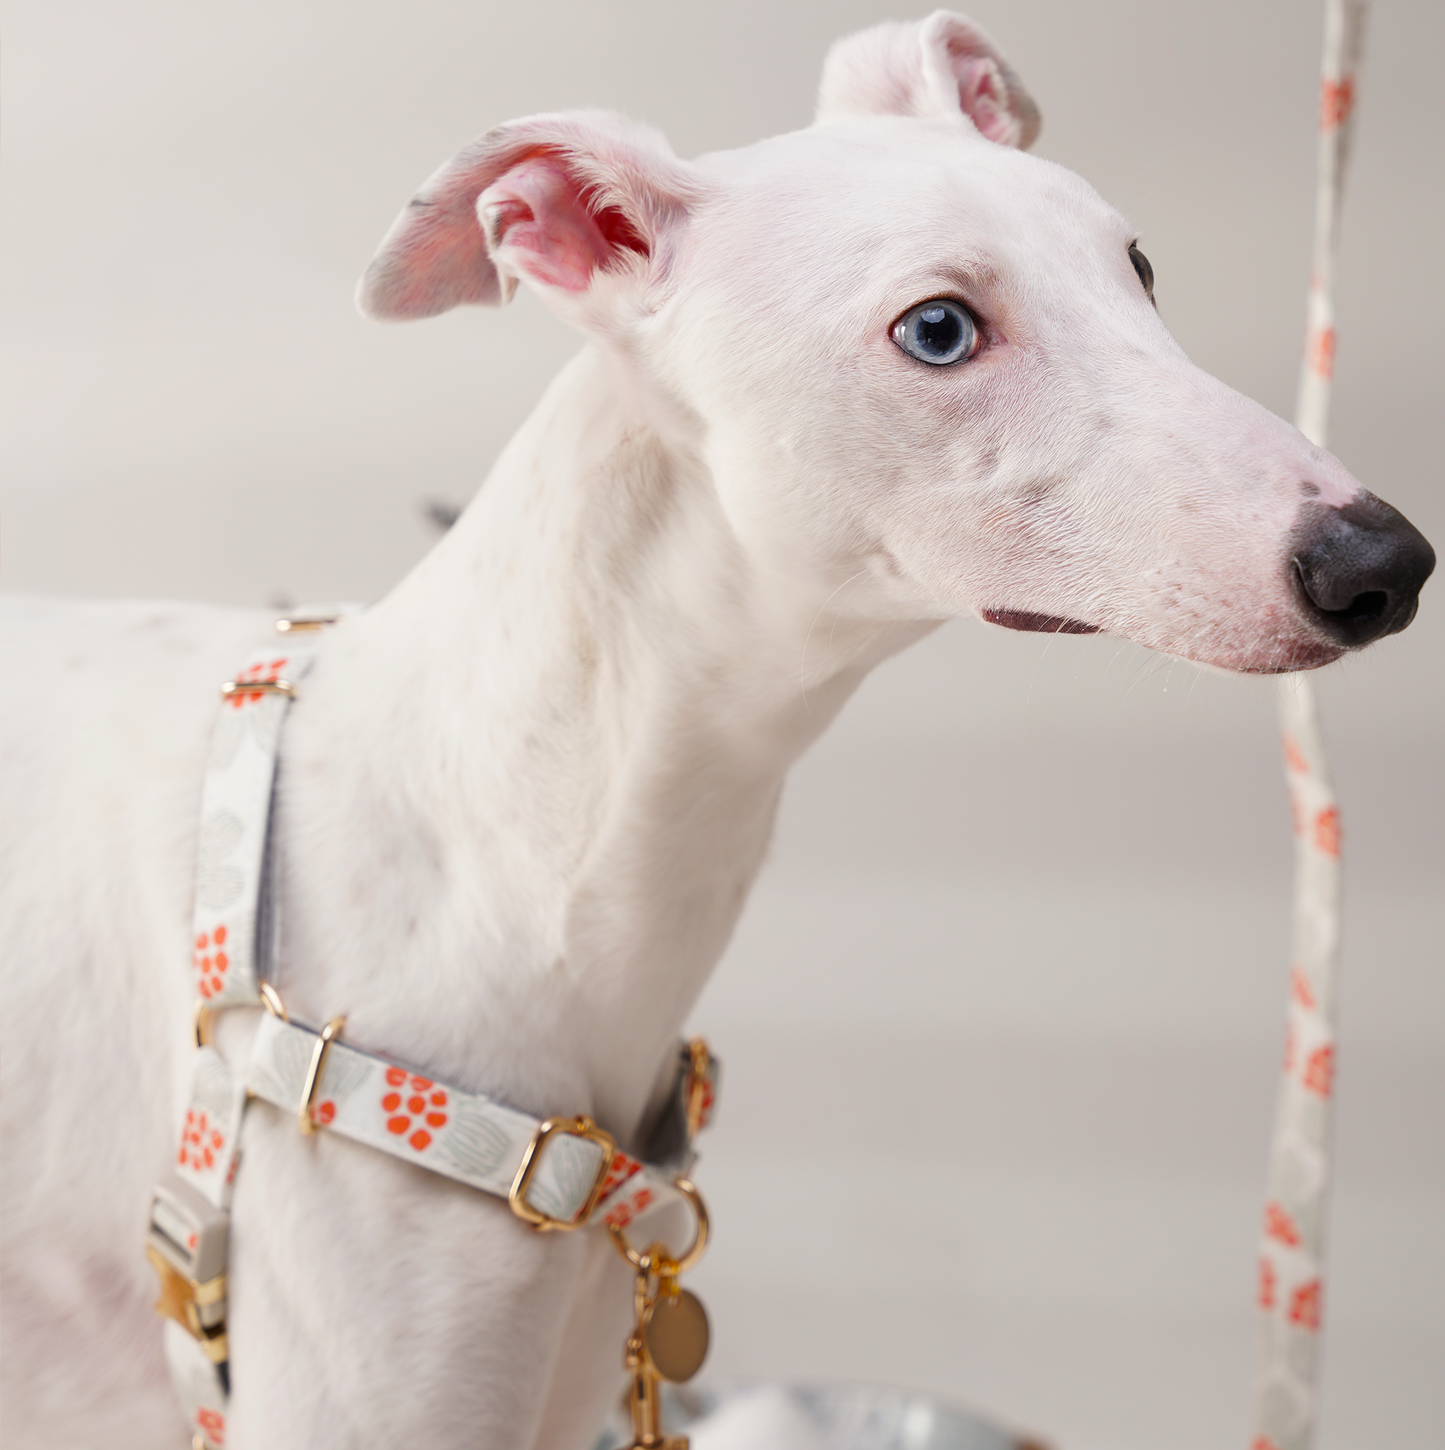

{"left": 815, "top": 14, "right": 1041, "bottom": 149}
{"left": 952, "top": 55, "right": 1015, "bottom": 145}
{"left": 481, "top": 153, "right": 649, "bottom": 293}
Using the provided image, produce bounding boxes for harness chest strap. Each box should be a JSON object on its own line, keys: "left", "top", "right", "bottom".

{"left": 147, "top": 614, "right": 720, "bottom": 1450}
{"left": 244, "top": 1010, "right": 706, "bottom": 1230}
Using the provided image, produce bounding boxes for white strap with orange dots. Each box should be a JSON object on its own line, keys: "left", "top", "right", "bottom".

{"left": 1250, "top": 4, "right": 1366, "bottom": 1448}
{"left": 149, "top": 613, "right": 341, "bottom": 1447}
{"left": 245, "top": 1010, "right": 712, "bottom": 1231}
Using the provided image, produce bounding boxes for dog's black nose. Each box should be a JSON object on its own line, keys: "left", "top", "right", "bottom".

{"left": 1289, "top": 493, "right": 1435, "bottom": 647}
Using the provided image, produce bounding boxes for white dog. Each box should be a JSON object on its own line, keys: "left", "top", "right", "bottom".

{"left": 1, "top": 11, "right": 1432, "bottom": 1450}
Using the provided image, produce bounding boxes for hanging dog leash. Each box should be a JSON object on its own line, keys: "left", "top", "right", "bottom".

{"left": 1250, "top": 4, "right": 1367, "bottom": 1448}
{"left": 146, "top": 611, "right": 721, "bottom": 1450}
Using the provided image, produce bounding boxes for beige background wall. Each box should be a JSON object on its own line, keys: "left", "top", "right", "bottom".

{"left": 4, "top": 2, "right": 1440, "bottom": 1446}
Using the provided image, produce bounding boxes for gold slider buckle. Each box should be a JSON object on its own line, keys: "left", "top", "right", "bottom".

{"left": 220, "top": 677, "right": 296, "bottom": 701}
{"left": 298, "top": 1016, "right": 346, "bottom": 1135}
{"left": 275, "top": 614, "right": 342, "bottom": 634}
{"left": 146, "top": 1245, "right": 230, "bottom": 1363}
{"left": 683, "top": 1038, "right": 716, "bottom": 1141}
{"left": 509, "top": 1116, "right": 617, "bottom": 1231}
{"left": 145, "top": 1176, "right": 231, "bottom": 1364}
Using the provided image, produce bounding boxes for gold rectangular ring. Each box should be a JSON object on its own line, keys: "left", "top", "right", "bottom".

{"left": 508, "top": 1116, "right": 616, "bottom": 1231}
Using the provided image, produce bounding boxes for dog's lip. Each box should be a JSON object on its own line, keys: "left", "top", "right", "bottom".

{"left": 981, "top": 610, "right": 1350, "bottom": 672}
{"left": 981, "top": 608, "right": 1101, "bottom": 635}
{"left": 1234, "top": 639, "right": 1345, "bottom": 674}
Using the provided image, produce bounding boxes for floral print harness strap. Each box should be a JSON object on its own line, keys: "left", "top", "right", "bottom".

{"left": 145, "top": 613, "right": 721, "bottom": 1450}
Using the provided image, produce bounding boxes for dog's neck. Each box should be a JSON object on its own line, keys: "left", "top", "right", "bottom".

{"left": 273, "top": 346, "right": 929, "bottom": 1144}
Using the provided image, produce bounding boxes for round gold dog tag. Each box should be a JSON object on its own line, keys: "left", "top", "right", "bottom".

{"left": 642, "top": 1289, "right": 710, "bottom": 1383}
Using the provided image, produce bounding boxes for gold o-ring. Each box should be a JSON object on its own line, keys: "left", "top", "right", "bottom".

{"left": 607, "top": 1178, "right": 709, "bottom": 1275}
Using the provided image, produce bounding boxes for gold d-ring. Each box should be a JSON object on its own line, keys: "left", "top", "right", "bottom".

{"left": 298, "top": 1017, "right": 345, "bottom": 1135}
{"left": 608, "top": 1178, "right": 709, "bottom": 1275}
{"left": 258, "top": 982, "right": 289, "bottom": 1021}
{"left": 193, "top": 1001, "right": 215, "bottom": 1050}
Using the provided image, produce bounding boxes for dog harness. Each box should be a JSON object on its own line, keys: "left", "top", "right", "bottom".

{"left": 146, "top": 613, "right": 719, "bottom": 1450}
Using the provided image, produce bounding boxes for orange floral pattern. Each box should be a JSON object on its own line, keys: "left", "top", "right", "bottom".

{"left": 1289, "top": 1279, "right": 1322, "bottom": 1331}
{"left": 599, "top": 1150, "right": 642, "bottom": 1201}
{"left": 178, "top": 1108, "right": 225, "bottom": 1173}
{"left": 1263, "top": 1201, "right": 1301, "bottom": 1247}
{"left": 1281, "top": 733, "right": 1310, "bottom": 775}
{"left": 1257, "top": 1257, "right": 1276, "bottom": 1310}
{"left": 1313, "top": 805, "right": 1341, "bottom": 858}
{"left": 1308, "top": 325, "right": 1337, "bottom": 381}
{"left": 1289, "top": 965, "right": 1315, "bottom": 1009}
{"left": 1302, "top": 1045, "right": 1334, "bottom": 1097}
{"left": 196, "top": 1407, "right": 226, "bottom": 1445}
{"left": 194, "top": 925, "right": 230, "bottom": 999}
{"left": 603, "top": 1185, "right": 655, "bottom": 1230}
{"left": 382, "top": 1067, "right": 448, "bottom": 1152}
{"left": 1320, "top": 76, "right": 1354, "bottom": 131}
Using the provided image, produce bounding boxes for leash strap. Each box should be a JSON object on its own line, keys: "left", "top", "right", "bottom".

{"left": 1251, "top": 6, "right": 1365, "bottom": 1448}
{"left": 148, "top": 614, "right": 719, "bottom": 1449}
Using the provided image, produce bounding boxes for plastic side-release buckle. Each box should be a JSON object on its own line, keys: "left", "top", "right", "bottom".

{"left": 145, "top": 1173, "right": 230, "bottom": 1363}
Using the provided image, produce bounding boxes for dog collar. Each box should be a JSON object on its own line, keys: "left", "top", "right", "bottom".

{"left": 147, "top": 613, "right": 719, "bottom": 1449}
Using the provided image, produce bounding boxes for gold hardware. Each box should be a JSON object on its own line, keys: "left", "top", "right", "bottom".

{"left": 508, "top": 1116, "right": 617, "bottom": 1231}
{"left": 146, "top": 1244, "right": 229, "bottom": 1363}
{"left": 258, "top": 981, "right": 289, "bottom": 1020}
{"left": 613, "top": 1190, "right": 712, "bottom": 1450}
{"left": 220, "top": 677, "right": 295, "bottom": 700}
{"left": 621, "top": 1253, "right": 688, "bottom": 1450}
{"left": 298, "top": 1016, "right": 345, "bottom": 1134}
{"left": 275, "top": 614, "right": 341, "bottom": 634}
{"left": 194, "top": 1001, "right": 215, "bottom": 1049}
{"left": 609, "top": 1178, "right": 709, "bottom": 1275}
{"left": 683, "top": 1038, "right": 714, "bottom": 1140}
{"left": 642, "top": 1283, "right": 710, "bottom": 1384}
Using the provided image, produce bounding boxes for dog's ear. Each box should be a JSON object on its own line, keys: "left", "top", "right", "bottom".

{"left": 816, "top": 10, "right": 1041, "bottom": 149}
{"left": 358, "top": 112, "right": 697, "bottom": 321}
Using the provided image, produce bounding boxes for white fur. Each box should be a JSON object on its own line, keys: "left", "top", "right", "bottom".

{"left": 0, "top": 12, "right": 1392, "bottom": 1449}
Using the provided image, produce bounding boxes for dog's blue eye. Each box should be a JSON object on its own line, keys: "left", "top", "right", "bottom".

{"left": 892, "top": 299, "right": 978, "bottom": 365}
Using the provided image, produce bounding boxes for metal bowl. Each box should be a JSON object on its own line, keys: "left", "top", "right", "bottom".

{"left": 592, "top": 1381, "right": 1045, "bottom": 1450}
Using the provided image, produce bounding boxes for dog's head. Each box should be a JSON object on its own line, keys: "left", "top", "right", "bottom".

{"left": 358, "top": 10, "right": 1432, "bottom": 674}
